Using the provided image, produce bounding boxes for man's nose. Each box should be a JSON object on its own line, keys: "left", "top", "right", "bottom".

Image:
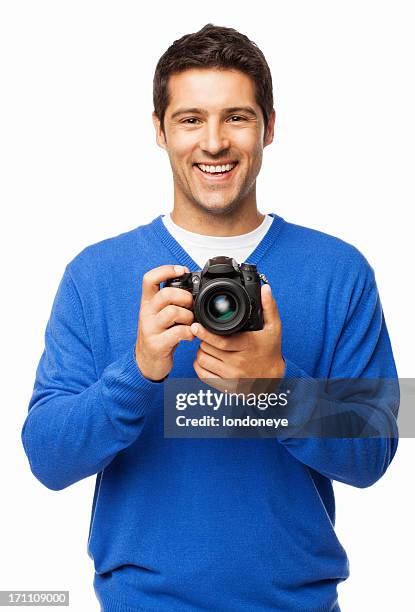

{"left": 199, "top": 120, "right": 230, "bottom": 155}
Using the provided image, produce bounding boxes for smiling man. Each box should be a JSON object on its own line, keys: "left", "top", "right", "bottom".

{"left": 22, "top": 23, "right": 399, "bottom": 612}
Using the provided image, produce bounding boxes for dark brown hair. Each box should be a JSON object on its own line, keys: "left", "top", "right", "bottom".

{"left": 153, "top": 23, "right": 274, "bottom": 136}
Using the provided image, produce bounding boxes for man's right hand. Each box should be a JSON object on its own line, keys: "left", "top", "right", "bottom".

{"left": 134, "top": 265, "right": 195, "bottom": 381}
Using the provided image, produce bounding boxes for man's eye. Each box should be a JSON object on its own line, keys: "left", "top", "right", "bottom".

{"left": 182, "top": 118, "right": 201, "bottom": 124}
{"left": 228, "top": 116, "right": 245, "bottom": 122}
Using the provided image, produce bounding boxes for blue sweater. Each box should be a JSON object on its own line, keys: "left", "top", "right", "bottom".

{"left": 22, "top": 213, "right": 399, "bottom": 612}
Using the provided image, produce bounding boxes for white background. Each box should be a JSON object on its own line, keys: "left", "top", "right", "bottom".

{"left": 1, "top": 1, "right": 414, "bottom": 610}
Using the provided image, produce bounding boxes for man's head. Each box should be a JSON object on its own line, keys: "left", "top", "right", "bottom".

{"left": 152, "top": 24, "right": 276, "bottom": 217}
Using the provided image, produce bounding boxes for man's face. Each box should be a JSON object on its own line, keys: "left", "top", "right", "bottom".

{"left": 153, "top": 68, "right": 275, "bottom": 215}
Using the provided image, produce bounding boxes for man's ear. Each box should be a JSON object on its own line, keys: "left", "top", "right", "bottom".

{"left": 263, "top": 108, "right": 276, "bottom": 148}
{"left": 152, "top": 111, "right": 167, "bottom": 150}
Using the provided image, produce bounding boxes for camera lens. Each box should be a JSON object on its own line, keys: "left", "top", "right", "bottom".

{"left": 207, "top": 293, "right": 237, "bottom": 322}
{"left": 195, "top": 279, "right": 251, "bottom": 335}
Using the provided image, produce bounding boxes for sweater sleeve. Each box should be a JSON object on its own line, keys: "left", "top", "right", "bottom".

{"left": 21, "top": 266, "right": 161, "bottom": 491}
{"left": 277, "top": 263, "right": 399, "bottom": 489}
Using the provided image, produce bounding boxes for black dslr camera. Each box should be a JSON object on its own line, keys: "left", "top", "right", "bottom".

{"left": 165, "top": 256, "right": 266, "bottom": 336}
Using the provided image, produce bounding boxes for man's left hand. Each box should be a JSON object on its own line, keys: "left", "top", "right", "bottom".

{"left": 192, "top": 283, "right": 285, "bottom": 393}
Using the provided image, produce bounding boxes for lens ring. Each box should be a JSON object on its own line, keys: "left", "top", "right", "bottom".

{"left": 195, "top": 279, "right": 251, "bottom": 335}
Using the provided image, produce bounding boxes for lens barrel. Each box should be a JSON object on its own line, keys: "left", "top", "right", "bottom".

{"left": 194, "top": 279, "right": 251, "bottom": 335}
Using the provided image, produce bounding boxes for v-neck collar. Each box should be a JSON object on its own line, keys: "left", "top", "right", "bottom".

{"left": 150, "top": 212, "right": 285, "bottom": 271}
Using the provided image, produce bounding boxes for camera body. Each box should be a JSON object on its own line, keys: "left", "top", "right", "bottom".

{"left": 165, "top": 256, "right": 264, "bottom": 336}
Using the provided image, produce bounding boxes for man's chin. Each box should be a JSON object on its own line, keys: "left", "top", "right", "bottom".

{"left": 193, "top": 198, "right": 240, "bottom": 216}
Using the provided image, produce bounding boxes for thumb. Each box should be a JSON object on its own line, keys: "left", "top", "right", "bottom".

{"left": 261, "top": 283, "right": 281, "bottom": 330}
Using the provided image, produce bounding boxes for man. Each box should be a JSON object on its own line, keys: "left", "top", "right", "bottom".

{"left": 22, "top": 23, "right": 399, "bottom": 612}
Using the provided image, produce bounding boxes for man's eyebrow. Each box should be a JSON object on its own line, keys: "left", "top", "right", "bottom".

{"left": 170, "top": 106, "right": 258, "bottom": 120}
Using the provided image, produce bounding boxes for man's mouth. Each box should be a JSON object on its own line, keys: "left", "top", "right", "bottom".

{"left": 193, "top": 161, "right": 238, "bottom": 181}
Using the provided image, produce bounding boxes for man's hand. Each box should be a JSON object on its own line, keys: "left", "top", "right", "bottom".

{"left": 192, "top": 283, "right": 285, "bottom": 393}
{"left": 135, "top": 265, "right": 195, "bottom": 381}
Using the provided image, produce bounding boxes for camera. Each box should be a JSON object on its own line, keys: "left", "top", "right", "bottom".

{"left": 165, "top": 256, "right": 266, "bottom": 335}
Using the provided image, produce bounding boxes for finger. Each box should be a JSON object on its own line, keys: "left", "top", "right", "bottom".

{"left": 161, "top": 323, "right": 195, "bottom": 349}
{"left": 155, "top": 304, "right": 194, "bottom": 330}
{"left": 193, "top": 361, "right": 230, "bottom": 395}
{"left": 190, "top": 323, "right": 248, "bottom": 351}
{"left": 193, "top": 359, "right": 221, "bottom": 381}
{"left": 195, "top": 349, "right": 225, "bottom": 377}
{"left": 141, "top": 265, "right": 189, "bottom": 304}
{"left": 199, "top": 341, "right": 226, "bottom": 361}
{"left": 261, "top": 283, "right": 281, "bottom": 330}
{"left": 150, "top": 286, "right": 194, "bottom": 314}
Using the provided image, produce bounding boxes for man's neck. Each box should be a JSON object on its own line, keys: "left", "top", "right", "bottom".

{"left": 170, "top": 202, "right": 265, "bottom": 237}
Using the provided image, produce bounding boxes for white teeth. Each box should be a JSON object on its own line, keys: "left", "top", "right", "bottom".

{"left": 197, "top": 162, "right": 236, "bottom": 174}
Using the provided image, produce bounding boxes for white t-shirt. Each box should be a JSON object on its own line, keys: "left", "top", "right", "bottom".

{"left": 161, "top": 213, "right": 274, "bottom": 268}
